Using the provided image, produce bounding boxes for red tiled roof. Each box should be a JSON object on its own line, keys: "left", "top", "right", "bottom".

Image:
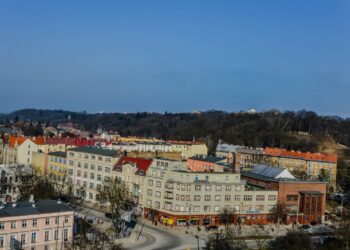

{"left": 114, "top": 156, "right": 153, "bottom": 174}
{"left": 264, "top": 147, "right": 337, "bottom": 163}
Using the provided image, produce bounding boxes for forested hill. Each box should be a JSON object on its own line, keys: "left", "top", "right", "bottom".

{"left": 1, "top": 109, "right": 350, "bottom": 154}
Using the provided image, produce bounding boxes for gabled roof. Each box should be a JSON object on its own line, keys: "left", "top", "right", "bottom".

{"left": 114, "top": 156, "right": 152, "bottom": 175}
{"left": 9, "top": 136, "right": 26, "bottom": 147}
{"left": 251, "top": 164, "right": 295, "bottom": 179}
{"left": 264, "top": 147, "right": 337, "bottom": 163}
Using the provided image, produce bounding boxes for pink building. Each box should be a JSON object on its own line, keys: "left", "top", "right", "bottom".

{"left": 0, "top": 200, "right": 74, "bottom": 250}
{"left": 187, "top": 155, "right": 228, "bottom": 172}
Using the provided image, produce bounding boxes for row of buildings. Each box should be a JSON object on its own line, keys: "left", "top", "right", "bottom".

{"left": 216, "top": 142, "right": 337, "bottom": 190}
{"left": 0, "top": 134, "right": 331, "bottom": 229}
{"left": 53, "top": 146, "right": 327, "bottom": 226}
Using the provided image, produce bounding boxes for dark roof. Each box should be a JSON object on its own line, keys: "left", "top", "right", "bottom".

{"left": 48, "top": 151, "right": 67, "bottom": 158}
{"left": 68, "top": 146, "right": 119, "bottom": 157}
{"left": 241, "top": 170, "right": 326, "bottom": 184}
{"left": 189, "top": 155, "right": 225, "bottom": 163}
{"left": 0, "top": 200, "right": 73, "bottom": 218}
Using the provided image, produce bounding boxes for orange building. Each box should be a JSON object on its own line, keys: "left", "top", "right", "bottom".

{"left": 241, "top": 165, "right": 327, "bottom": 224}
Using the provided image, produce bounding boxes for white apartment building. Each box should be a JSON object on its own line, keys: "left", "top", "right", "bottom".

{"left": 144, "top": 158, "right": 278, "bottom": 226}
{"left": 66, "top": 147, "right": 120, "bottom": 204}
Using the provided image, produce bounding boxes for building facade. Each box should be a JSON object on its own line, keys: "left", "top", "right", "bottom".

{"left": 143, "top": 159, "right": 278, "bottom": 226}
{"left": 113, "top": 157, "right": 152, "bottom": 207}
{"left": 264, "top": 147, "right": 337, "bottom": 190}
{"left": 241, "top": 165, "right": 327, "bottom": 224}
{"left": 168, "top": 140, "right": 208, "bottom": 160}
{"left": 67, "top": 147, "right": 120, "bottom": 204}
{"left": 0, "top": 200, "right": 74, "bottom": 250}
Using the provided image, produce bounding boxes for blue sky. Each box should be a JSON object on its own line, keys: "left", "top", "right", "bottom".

{"left": 0, "top": 1, "right": 349, "bottom": 116}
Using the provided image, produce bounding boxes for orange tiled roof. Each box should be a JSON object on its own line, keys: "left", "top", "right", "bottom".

{"left": 264, "top": 147, "right": 337, "bottom": 163}
{"left": 32, "top": 137, "right": 45, "bottom": 145}
{"left": 9, "top": 136, "right": 26, "bottom": 147}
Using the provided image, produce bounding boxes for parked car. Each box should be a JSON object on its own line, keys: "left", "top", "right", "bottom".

{"left": 205, "top": 225, "right": 219, "bottom": 231}
{"left": 299, "top": 224, "right": 311, "bottom": 232}
{"left": 105, "top": 213, "right": 113, "bottom": 219}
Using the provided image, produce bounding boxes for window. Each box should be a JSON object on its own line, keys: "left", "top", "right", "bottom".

{"left": 195, "top": 185, "right": 201, "bottom": 191}
{"left": 45, "top": 218, "right": 50, "bottom": 225}
{"left": 90, "top": 164, "right": 95, "bottom": 170}
{"left": 148, "top": 180, "right": 153, "bottom": 186}
{"left": 0, "top": 236, "right": 3, "bottom": 247}
{"left": 194, "top": 195, "right": 201, "bottom": 201}
{"left": 215, "top": 195, "right": 221, "bottom": 201}
{"left": 205, "top": 185, "right": 212, "bottom": 191}
{"left": 97, "top": 175, "right": 102, "bottom": 181}
{"left": 204, "top": 206, "right": 210, "bottom": 212}
{"left": 89, "top": 193, "right": 93, "bottom": 199}
{"left": 77, "top": 170, "right": 81, "bottom": 177}
{"left": 55, "top": 217, "right": 60, "bottom": 224}
{"left": 216, "top": 185, "right": 222, "bottom": 191}
{"left": 54, "top": 230, "right": 59, "bottom": 240}
{"left": 243, "top": 205, "right": 252, "bottom": 211}
{"left": 243, "top": 195, "right": 252, "bottom": 201}
{"left": 105, "top": 167, "right": 111, "bottom": 173}
{"left": 44, "top": 231, "right": 49, "bottom": 241}
{"left": 225, "top": 185, "right": 232, "bottom": 191}
{"left": 256, "top": 195, "right": 265, "bottom": 201}
{"left": 105, "top": 158, "right": 111, "bottom": 163}
{"left": 65, "top": 216, "right": 69, "bottom": 223}
{"left": 147, "top": 189, "right": 153, "bottom": 196}
{"left": 256, "top": 205, "right": 264, "bottom": 211}
{"left": 287, "top": 195, "right": 298, "bottom": 201}
{"left": 98, "top": 165, "right": 103, "bottom": 171}
{"left": 31, "top": 232, "right": 37, "bottom": 243}
{"left": 155, "top": 191, "right": 161, "bottom": 198}
{"left": 0, "top": 222, "right": 4, "bottom": 230}
{"left": 214, "top": 206, "right": 221, "bottom": 212}
{"left": 20, "top": 234, "right": 25, "bottom": 245}
{"left": 22, "top": 220, "right": 27, "bottom": 228}
{"left": 90, "top": 182, "right": 94, "bottom": 188}
{"left": 11, "top": 221, "right": 16, "bottom": 229}
{"left": 268, "top": 195, "right": 277, "bottom": 201}
{"left": 64, "top": 228, "right": 69, "bottom": 241}
{"left": 156, "top": 181, "right": 161, "bottom": 187}
{"left": 225, "top": 195, "right": 231, "bottom": 201}
{"left": 10, "top": 235, "right": 16, "bottom": 248}
{"left": 204, "top": 195, "right": 211, "bottom": 201}
{"left": 193, "top": 206, "right": 200, "bottom": 212}
{"left": 186, "top": 195, "right": 190, "bottom": 201}
{"left": 33, "top": 219, "right": 37, "bottom": 227}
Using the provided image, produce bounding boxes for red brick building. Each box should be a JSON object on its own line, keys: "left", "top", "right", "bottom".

{"left": 241, "top": 165, "right": 327, "bottom": 224}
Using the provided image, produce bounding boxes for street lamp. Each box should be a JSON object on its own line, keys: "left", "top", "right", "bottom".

{"left": 186, "top": 202, "right": 192, "bottom": 229}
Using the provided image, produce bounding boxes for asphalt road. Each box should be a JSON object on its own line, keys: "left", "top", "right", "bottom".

{"left": 71, "top": 203, "right": 184, "bottom": 250}
{"left": 132, "top": 223, "right": 183, "bottom": 250}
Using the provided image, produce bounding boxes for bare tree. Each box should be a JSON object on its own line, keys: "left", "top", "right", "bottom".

{"left": 98, "top": 178, "right": 130, "bottom": 234}
{"left": 205, "top": 227, "right": 247, "bottom": 250}
{"left": 251, "top": 225, "right": 270, "bottom": 250}
{"left": 66, "top": 219, "right": 125, "bottom": 250}
{"left": 219, "top": 208, "right": 236, "bottom": 229}
{"left": 12, "top": 165, "right": 55, "bottom": 200}
{"left": 270, "top": 202, "right": 288, "bottom": 228}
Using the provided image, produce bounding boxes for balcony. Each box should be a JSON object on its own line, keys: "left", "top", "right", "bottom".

{"left": 165, "top": 182, "right": 174, "bottom": 190}
{"left": 164, "top": 191, "right": 174, "bottom": 200}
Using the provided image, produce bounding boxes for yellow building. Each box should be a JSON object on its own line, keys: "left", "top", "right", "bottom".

{"left": 32, "top": 152, "right": 48, "bottom": 174}
{"left": 47, "top": 151, "right": 68, "bottom": 186}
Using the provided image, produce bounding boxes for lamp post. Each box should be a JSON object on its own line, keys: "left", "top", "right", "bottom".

{"left": 187, "top": 202, "right": 192, "bottom": 229}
